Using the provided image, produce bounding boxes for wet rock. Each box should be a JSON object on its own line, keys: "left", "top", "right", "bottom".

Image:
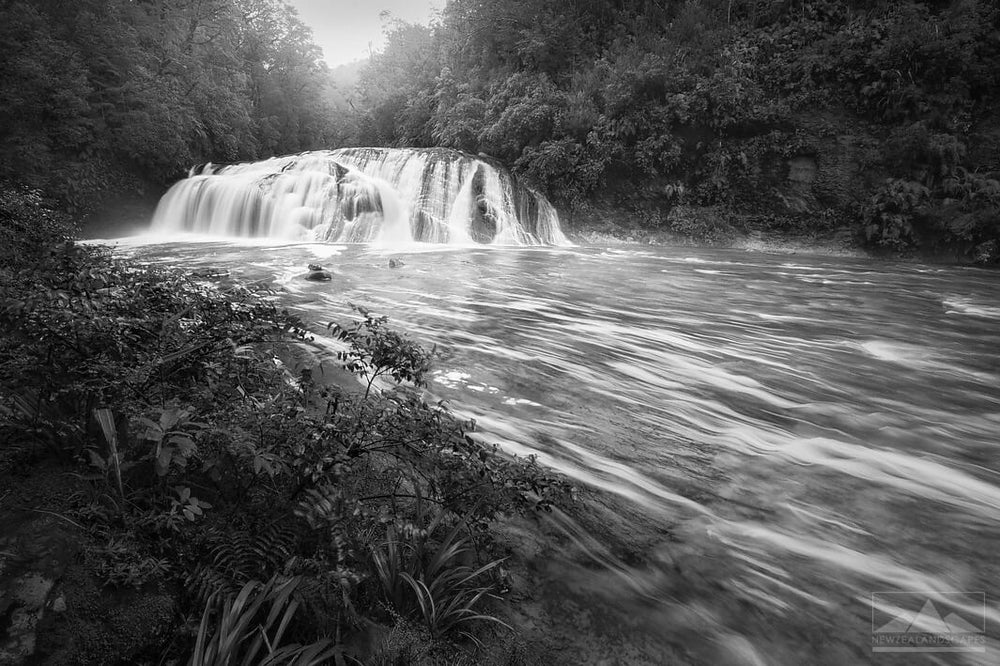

{"left": 0, "top": 514, "right": 79, "bottom": 666}
{"left": 304, "top": 264, "right": 333, "bottom": 281}
{"left": 388, "top": 259, "right": 404, "bottom": 269}
{"left": 0, "top": 573, "right": 54, "bottom": 664}
{"left": 191, "top": 267, "right": 230, "bottom": 279}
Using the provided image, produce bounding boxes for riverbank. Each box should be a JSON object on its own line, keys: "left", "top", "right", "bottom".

{"left": 564, "top": 214, "right": 1000, "bottom": 266}
{"left": 567, "top": 225, "right": 867, "bottom": 258}
{"left": 556, "top": 202, "right": 866, "bottom": 258}
{"left": 0, "top": 191, "right": 576, "bottom": 664}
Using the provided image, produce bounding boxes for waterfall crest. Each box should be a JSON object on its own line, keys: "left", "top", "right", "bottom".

{"left": 150, "top": 148, "right": 569, "bottom": 246}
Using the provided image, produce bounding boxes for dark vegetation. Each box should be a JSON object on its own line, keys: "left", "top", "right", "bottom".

{"left": 343, "top": 0, "right": 1000, "bottom": 261}
{"left": 3, "top": 0, "right": 999, "bottom": 258}
{"left": 0, "top": 0, "right": 348, "bottom": 213}
{"left": 0, "top": 190, "right": 571, "bottom": 662}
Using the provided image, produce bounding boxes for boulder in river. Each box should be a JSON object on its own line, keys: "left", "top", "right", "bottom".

{"left": 304, "top": 264, "right": 333, "bottom": 281}
{"left": 191, "top": 267, "right": 230, "bottom": 279}
{"left": 388, "top": 259, "right": 404, "bottom": 268}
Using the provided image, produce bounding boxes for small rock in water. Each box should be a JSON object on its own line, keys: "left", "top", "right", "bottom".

{"left": 304, "top": 264, "right": 333, "bottom": 281}
{"left": 191, "top": 267, "right": 229, "bottom": 279}
{"left": 388, "top": 259, "right": 404, "bottom": 268}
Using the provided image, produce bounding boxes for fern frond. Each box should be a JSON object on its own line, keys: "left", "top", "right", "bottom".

{"left": 197, "top": 520, "right": 305, "bottom": 601}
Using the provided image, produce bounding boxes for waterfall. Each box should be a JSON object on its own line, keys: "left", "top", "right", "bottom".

{"left": 150, "top": 148, "right": 569, "bottom": 246}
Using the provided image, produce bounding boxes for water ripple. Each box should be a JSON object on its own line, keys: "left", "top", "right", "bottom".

{"left": 126, "top": 240, "right": 1000, "bottom": 665}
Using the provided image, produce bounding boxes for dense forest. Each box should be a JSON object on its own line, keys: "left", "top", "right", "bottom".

{"left": 0, "top": 0, "right": 344, "bottom": 211}
{"left": 346, "top": 0, "right": 1000, "bottom": 258}
{"left": 3, "top": 0, "right": 999, "bottom": 258}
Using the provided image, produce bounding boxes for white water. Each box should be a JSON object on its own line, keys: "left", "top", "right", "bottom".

{"left": 150, "top": 148, "right": 568, "bottom": 246}
{"left": 113, "top": 238, "right": 1000, "bottom": 665}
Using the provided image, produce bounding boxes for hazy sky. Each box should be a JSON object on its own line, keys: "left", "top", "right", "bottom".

{"left": 287, "top": 0, "right": 442, "bottom": 67}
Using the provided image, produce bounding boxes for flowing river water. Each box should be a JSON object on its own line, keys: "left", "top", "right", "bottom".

{"left": 115, "top": 237, "right": 999, "bottom": 664}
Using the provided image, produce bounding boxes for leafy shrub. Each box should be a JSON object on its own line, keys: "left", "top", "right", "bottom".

{"left": 940, "top": 167, "right": 1000, "bottom": 209}
{"left": 0, "top": 183, "right": 76, "bottom": 264}
{"left": 861, "top": 178, "right": 929, "bottom": 249}
{"left": 0, "top": 240, "right": 307, "bottom": 452}
{"left": 666, "top": 205, "right": 737, "bottom": 245}
{"left": 884, "top": 123, "right": 966, "bottom": 185}
{"left": 90, "top": 536, "right": 172, "bottom": 589}
{"left": 513, "top": 139, "right": 608, "bottom": 207}
{"left": 915, "top": 167, "right": 1000, "bottom": 259}
{"left": 329, "top": 305, "right": 433, "bottom": 399}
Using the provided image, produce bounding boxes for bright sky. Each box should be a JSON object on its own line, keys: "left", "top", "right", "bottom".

{"left": 287, "top": 0, "right": 442, "bottom": 66}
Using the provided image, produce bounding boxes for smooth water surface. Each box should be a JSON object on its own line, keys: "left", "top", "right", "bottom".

{"left": 119, "top": 238, "right": 1000, "bottom": 664}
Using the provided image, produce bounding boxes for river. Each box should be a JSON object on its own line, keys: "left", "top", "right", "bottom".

{"left": 115, "top": 237, "right": 999, "bottom": 665}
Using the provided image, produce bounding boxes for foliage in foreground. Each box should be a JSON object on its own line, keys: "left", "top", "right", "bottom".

{"left": 0, "top": 192, "right": 572, "bottom": 662}
{"left": 189, "top": 577, "right": 342, "bottom": 666}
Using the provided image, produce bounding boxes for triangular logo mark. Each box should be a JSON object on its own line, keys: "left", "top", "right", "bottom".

{"left": 906, "top": 600, "right": 951, "bottom": 634}
{"left": 876, "top": 599, "right": 983, "bottom": 634}
{"left": 944, "top": 612, "right": 983, "bottom": 634}
{"left": 875, "top": 609, "right": 917, "bottom": 634}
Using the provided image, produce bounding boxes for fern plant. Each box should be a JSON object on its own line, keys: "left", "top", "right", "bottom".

{"left": 187, "top": 521, "right": 300, "bottom": 605}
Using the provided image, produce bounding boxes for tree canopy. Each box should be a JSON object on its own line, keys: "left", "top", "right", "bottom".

{"left": 341, "top": 0, "right": 1000, "bottom": 257}
{"left": 0, "top": 0, "right": 342, "bottom": 211}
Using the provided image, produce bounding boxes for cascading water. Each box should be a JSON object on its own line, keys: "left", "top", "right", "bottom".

{"left": 149, "top": 147, "right": 569, "bottom": 246}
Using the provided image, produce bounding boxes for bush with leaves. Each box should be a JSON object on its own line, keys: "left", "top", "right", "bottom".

{"left": 0, "top": 239, "right": 308, "bottom": 450}
{"left": 861, "top": 178, "right": 929, "bottom": 249}
{"left": 328, "top": 304, "right": 434, "bottom": 399}
{"left": 667, "top": 205, "right": 738, "bottom": 245}
{"left": 0, "top": 183, "right": 77, "bottom": 263}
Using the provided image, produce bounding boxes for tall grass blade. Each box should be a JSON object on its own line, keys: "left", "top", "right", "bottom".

{"left": 93, "top": 407, "right": 123, "bottom": 499}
